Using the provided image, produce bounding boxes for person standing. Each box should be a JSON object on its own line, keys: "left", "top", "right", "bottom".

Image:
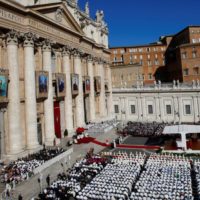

{"left": 18, "top": 194, "right": 23, "bottom": 200}
{"left": 46, "top": 174, "right": 50, "bottom": 187}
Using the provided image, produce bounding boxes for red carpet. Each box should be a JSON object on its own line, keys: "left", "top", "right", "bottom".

{"left": 92, "top": 140, "right": 111, "bottom": 147}
{"left": 117, "top": 144, "right": 160, "bottom": 149}
{"left": 77, "top": 137, "right": 95, "bottom": 144}
{"left": 91, "top": 140, "right": 160, "bottom": 150}
{"left": 77, "top": 137, "right": 160, "bottom": 150}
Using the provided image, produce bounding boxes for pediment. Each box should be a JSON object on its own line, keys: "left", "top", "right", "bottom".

{"left": 31, "top": 2, "right": 84, "bottom": 35}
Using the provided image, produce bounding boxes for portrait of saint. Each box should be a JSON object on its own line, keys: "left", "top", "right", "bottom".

{"left": 0, "top": 75, "right": 7, "bottom": 97}
{"left": 72, "top": 74, "right": 79, "bottom": 93}
{"left": 39, "top": 74, "right": 48, "bottom": 93}
{"left": 58, "top": 77, "right": 65, "bottom": 93}
{"left": 85, "top": 79, "right": 90, "bottom": 91}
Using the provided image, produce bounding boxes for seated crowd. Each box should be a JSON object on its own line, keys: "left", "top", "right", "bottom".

{"left": 1, "top": 147, "right": 65, "bottom": 185}
{"left": 38, "top": 155, "right": 107, "bottom": 200}
{"left": 193, "top": 160, "right": 200, "bottom": 197}
{"left": 77, "top": 152, "right": 146, "bottom": 200}
{"left": 85, "top": 119, "right": 118, "bottom": 135}
{"left": 39, "top": 152, "right": 200, "bottom": 200}
{"left": 122, "top": 122, "right": 167, "bottom": 137}
{"left": 130, "top": 154, "right": 193, "bottom": 200}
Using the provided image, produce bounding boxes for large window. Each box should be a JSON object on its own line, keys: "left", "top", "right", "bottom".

{"left": 148, "top": 105, "right": 153, "bottom": 114}
{"left": 183, "top": 68, "right": 189, "bottom": 76}
{"left": 193, "top": 67, "right": 199, "bottom": 75}
{"left": 131, "top": 105, "right": 136, "bottom": 114}
{"left": 192, "top": 51, "right": 197, "bottom": 58}
{"left": 166, "top": 105, "right": 172, "bottom": 114}
{"left": 182, "top": 52, "right": 187, "bottom": 59}
{"left": 155, "top": 59, "right": 159, "bottom": 65}
{"left": 147, "top": 60, "right": 152, "bottom": 66}
{"left": 114, "top": 105, "right": 119, "bottom": 114}
{"left": 148, "top": 73, "right": 153, "bottom": 80}
{"left": 185, "top": 105, "right": 191, "bottom": 115}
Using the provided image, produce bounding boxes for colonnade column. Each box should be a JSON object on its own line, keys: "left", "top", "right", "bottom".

{"left": 62, "top": 46, "right": 74, "bottom": 135}
{"left": 106, "top": 64, "right": 114, "bottom": 119}
{"left": 155, "top": 95, "right": 161, "bottom": 122}
{"left": 193, "top": 96, "right": 199, "bottom": 123}
{"left": 98, "top": 59, "right": 106, "bottom": 117}
{"left": 42, "top": 40, "right": 55, "bottom": 145}
{"left": 23, "top": 33, "right": 39, "bottom": 149}
{"left": 73, "top": 49, "right": 85, "bottom": 127}
{"left": 6, "top": 30, "right": 23, "bottom": 154}
{"left": 87, "top": 55, "right": 95, "bottom": 121}
{"left": 178, "top": 97, "right": 182, "bottom": 124}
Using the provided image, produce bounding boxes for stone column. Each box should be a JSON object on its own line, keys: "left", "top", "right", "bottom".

{"left": 87, "top": 55, "right": 95, "bottom": 121}
{"left": 173, "top": 96, "right": 178, "bottom": 124}
{"left": 23, "top": 33, "right": 39, "bottom": 149}
{"left": 6, "top": 30, "right": 23, "bottom": 154}
{"left": 159, "top": 97, "right": 164, "bottom": 122}
{"left": 62, "top": 46, "right": 73, "bottom": 135}
{"left": 178, "top": 97, "right": 182, "bottom": 124}
{"left": 193, "top": 96, "right": 199, "bottom": 123}
{"left": 141, "top": 96, "right": 146, "bottom": 121}
{"left": 106, "top": 63, "right": 114, "bottom": 119}
{"left": 73, "top": 49, "right": 85, "bottom": 127}
{"left": 155, "top": 95, "right": 161, "bottom": 122}
{"left": 197, "top": 96, "right": 200, "bottom": 122}
{"left": 98, "top": 59, "right": 106, "bottom": 117}
{"left": 42, "top": 40, "right": 55, "bottom": 146}
{"left": 138, "top": 95, "right": 143, "bottom": 121}
{"left": 136, "top": 96, "right": 140, "bottom": 121}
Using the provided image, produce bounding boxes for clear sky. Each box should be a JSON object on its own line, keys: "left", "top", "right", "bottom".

{"left": 78, "top": 0, "right": 200, "bottom": 47}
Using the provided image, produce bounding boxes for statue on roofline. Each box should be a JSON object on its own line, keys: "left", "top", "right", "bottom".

{"left": 96, "top": 10, "right": 104, "bottom": 23}
{"left": 85, "top": 1, "right": 90, "bottom": 16}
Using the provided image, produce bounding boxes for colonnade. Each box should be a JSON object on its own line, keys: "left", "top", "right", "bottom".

{"left": 1, "top": 30, "right": 113, "bottom": 157}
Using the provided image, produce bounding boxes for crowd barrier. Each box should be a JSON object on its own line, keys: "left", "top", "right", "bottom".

{"left": 33, "top": 148, "right": 73, "bottom": 175}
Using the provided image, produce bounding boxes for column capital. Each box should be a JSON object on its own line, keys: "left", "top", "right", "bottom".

{"left": 98, "top": 58, "right": 104, "bottom": 64}
{"left": 86, "top": 54, "right": 94, "bottom": 63}
{"left": 23, "top": 32, "right": 36, "bottom": 47}
{"left": 93, "top": 57, "right": 101, "bottom": 64}
{"left": 42, "top": 39, "right": 52, "bottom": 52}
{"left": 72, "top": 48, "right": 84, "bottom": 58}
{"left": 6, "top": 30, "right": 19, "bottom": 45}
{"left": 62, "top": 45, "right": 72, "bottom": 56}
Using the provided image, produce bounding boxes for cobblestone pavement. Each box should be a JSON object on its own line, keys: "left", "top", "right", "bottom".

{"left": 1, "top": 128, "right": 118, "bottom": 200}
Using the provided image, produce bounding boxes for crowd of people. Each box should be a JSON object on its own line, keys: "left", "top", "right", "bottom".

{"left": 38, "top": 152, "right": 200, "bottom": 200}
{"left": 122, "top": 122, "right": 166, "bottom": 137}
{"left": 38, "top": 155, "right": 108, "bottom": 199}
{"left": 194, "top": 160, "right": 200, "bottom": 197}
{"left": 1, "top": 147, "right": 65, "bottom": 186}
{"left": 130, "top": 154, "right": 193, "bottom": 200}
{"left": 77, "top": 153, "right": 146, "bottom": 200}
{"left": 85, "top": 120, "right": 118, "bottom": 135}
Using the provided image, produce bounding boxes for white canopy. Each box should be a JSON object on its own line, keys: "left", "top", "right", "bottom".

{"left": 163, "top": 125, "right": 200, "bottom": 151}
{"left": 163, "top": 125, "right": 200, "bottom": 134}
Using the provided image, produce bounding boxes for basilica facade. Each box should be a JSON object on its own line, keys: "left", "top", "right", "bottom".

{"left": 0, "top": 0, "right": 113, "bottom": 159}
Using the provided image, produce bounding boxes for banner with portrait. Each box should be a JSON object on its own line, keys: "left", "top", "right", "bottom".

{"left": 36, "top": 71, "right": 49, "bottom": 99}
{"left": 71, "top": 73, "right": 79, "bottom": 96}
{"left": 83, "top": 76, "right": 90, "bottom": 95}
{"left": 94, "top": 76, "right": 101, "bottom": 93}
{"left": 0, "top": 69, "right": 9, "bottom": 103}
{"left": 55, "top": 73, "right": 66, "bottom": 98}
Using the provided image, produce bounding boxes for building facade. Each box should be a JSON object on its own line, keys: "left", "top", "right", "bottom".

{"left": 113, "top": 82, "right": 200, "bottom": 124}
{"left": 0, "top": 0, "right": 113, "bottom": 159}
{"left": 165, "top": 26, "right": 200, "bottom": 82}
{"left": 110, "top": 43, "right": 167, "bottom": 86}
{"left": 110, "top": 26, "right": 200, "bottom": 88}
